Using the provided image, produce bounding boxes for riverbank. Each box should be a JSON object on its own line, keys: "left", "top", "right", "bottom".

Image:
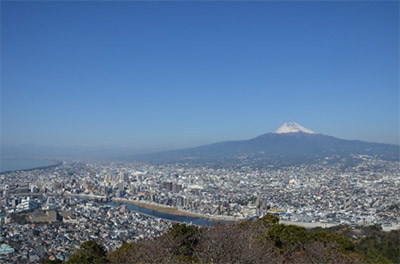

{"left": 61, "top": 194, "right": 398, "bottom": 231}
{"left": 112, "top": 198, "right": 242, "bottom": 222}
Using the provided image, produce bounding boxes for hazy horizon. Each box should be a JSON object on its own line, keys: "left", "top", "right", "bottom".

{"left": 1, "top": 1, "right": 399, "bottom": 149}
{"left": 1, "top": 121, "right": 399, "bottom": 155}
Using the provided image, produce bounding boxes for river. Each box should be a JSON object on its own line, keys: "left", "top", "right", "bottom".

{"left": 108, "top": 201, "right": 219, "bottom": 226}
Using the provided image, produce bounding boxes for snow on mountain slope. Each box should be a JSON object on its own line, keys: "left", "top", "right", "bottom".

{"left": 274, "top": 122, "right": 316, "bottom": 134}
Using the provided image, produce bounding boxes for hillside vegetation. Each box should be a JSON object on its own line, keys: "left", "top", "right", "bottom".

{"left": 46, "top": 215, "right": 399, "bottom": 264}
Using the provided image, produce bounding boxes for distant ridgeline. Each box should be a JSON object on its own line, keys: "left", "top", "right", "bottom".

{"left": 133, "top": 123, "right": 400, "bottom": 166}
{"left": 57, "top": 214, "right": 400, "bottom": 264}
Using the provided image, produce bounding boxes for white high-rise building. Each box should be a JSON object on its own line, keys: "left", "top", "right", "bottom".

{"left": 15, "top": 197, "right": 39, "bottom": 212}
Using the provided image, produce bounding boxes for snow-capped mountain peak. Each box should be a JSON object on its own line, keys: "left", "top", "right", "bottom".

{"left": 274, "top": 122, "right": 316, "bottom": 134}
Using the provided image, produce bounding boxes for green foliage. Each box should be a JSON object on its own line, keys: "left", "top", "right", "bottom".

{"left": 309, "top": 229, "right": 355, "bottom": 252}
{"left": 237, "top": 219, "right": 254, "bottom": 228}
{"left": 259, "top": 214, "right": 280, "bottom": 225}
{"left": 107, "top": 242, "right": 138, "bottom": 264}
{"left": 355, "top": 230, "right": 400, "bottom": 264}
{"left": 66, "top": 240, "right": 108, "bottom": 264}
{"left": 111, "top": 242, "right": 137, "bottom": 254}
{"left": 238, "top": 214, "right": 279, "bottom": 230}
{"left": 266, "top": 224, "right": 309, "bottom": 249}
{"left": 167, "top": 223, "right": 199, "bottom": 257}
{"left": 262, "top": 221, "right": 355, "bottom": 254}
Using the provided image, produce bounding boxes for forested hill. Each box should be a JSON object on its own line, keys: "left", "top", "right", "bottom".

{"left": 44, "top": 215, "right": 399, "bottom": 264}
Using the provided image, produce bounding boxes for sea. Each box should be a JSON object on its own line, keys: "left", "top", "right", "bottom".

{"left": 0, "top": 157, "right": 57, "bottom": 173}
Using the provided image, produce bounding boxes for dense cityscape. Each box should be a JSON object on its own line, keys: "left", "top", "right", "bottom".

{"left": 0, "top": 155, "right": 399, "bottom": 262}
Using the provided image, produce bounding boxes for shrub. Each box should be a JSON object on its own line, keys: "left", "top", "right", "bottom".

{"left": 167, "top": 223, "right": 199, "bottom": 257}
{"left": 65, "top": 240, "right": 108, "bottom": 264}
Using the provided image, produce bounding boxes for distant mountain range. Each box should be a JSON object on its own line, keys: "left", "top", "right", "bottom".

{"left": 133, "top": 122, "right": 400, "bottom": 166}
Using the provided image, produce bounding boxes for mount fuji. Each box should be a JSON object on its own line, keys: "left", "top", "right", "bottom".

{"left": 274, "top": 122, "right": 316, "bottom": 134}
{"left": 133, "top": 122, "right": 399, "bottom": 166}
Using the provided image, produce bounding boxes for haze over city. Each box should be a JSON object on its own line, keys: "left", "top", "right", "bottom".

{"left": 1, "top": 1, "right": 399, "bottom": 150}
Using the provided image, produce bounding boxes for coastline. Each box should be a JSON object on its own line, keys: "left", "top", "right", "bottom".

{"left": 0, "top": 160, "right": 63, "bottom": 174}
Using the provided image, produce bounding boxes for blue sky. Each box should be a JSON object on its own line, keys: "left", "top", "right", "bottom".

{"left": 1, "top": 1, "right": 399, "bottom": 149}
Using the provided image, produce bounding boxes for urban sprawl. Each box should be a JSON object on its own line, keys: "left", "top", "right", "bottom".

{"left": 0, "top": 155, "right": 399, "bottom": 262}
